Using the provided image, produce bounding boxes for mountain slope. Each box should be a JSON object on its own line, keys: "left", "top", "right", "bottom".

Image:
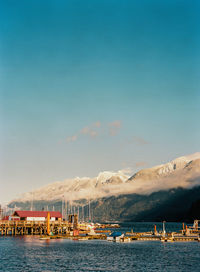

{"left": 9, "top": 186, "right": 200, "bottom": 223}
{"left": 12, "top": 170, "right": 130, "bottom": 202}
{"left": 9, "top": 152, "right": 200, "bottom": 222}
{"left": 91, "top": 186, "right": 200, "bottom": 222}
{"left": 10, "top": 153, "right": 200, "bottom": 204}
{"left": 129, "top": 152, "right": 200, "bottom": 181}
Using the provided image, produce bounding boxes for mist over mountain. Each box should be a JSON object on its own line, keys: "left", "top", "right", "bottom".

{"left": 12, "top": 170, "right": 130, "bottom": 203}
{"left": 9, "top": 153, "right": 200, "bottom": 222}
{"left": 11, "top": 152, "right": 200, "bottom": 203}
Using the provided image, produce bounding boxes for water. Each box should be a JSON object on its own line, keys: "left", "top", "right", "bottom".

{"left": 0, "top": 223, "right": 199, "bottom": 272}
{"left": 109, "top": 222, "right": 185, "bottom": 233}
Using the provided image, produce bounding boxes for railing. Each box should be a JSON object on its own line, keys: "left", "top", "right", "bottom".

{"left": 0, "top": 220, "right": 69, "bottom": 225}
{"left": 0, "top": 220, "right": 72, "bottom": 236}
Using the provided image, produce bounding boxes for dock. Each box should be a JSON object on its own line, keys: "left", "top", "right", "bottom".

{"left": 0, "top": 210, "right": 199, "bottom": 243}
{"left": 0, "top": 219, "right": 71, "bottom": 236}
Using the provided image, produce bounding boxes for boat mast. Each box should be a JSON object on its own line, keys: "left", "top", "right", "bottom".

{"left": 30, "top": 191, "right": 33, "bottom": 211}
{"left": 82, "top": 205, "right": 84, "bottom": 222}
{"left": 162, "top": 221, "right": 166, "bottom": 237}
{"left": 88, "top": 199, "right": 91, "bottom": 222}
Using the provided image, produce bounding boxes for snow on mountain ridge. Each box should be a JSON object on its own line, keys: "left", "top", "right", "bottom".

{"left": 14, "top": 171, "right": 130, "bottom": 202}
{"left": 10, "top": 153, "right": 200, "bottom": 203}
{"left": 157, "top": 153, "right": 200, "bottom": 175}
{"left": 96, "top": 171, "right": 128, "bottom": 184}
{"left": 130, "top": 152, "right": 200, "bottom": 181}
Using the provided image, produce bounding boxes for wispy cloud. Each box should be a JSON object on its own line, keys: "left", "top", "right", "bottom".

{"left": 135, "top": 161, "right": 147, "bottom": 168}
{"left": 109, "top": 120, "right": 122, "bottom": 136}
{"left": 66, "top": 135, "right": 78, "bottom": 143}
{"left": 93, "top": 121, "right": 101, "bottom": 128}
{"left": 80, "top": 124, "right": 100, "bottom": 138}
{"left": 120, "top": 167, "right": 133, "bottom": 175}
{"left": 89, "top": 130, "right": 98, "bottom": 138}
{"left": 80, "top": 126, "right": 90, "bottom": 135}
{"left": 66, "top": 120, "right": 122, "bottom": 144}
{"left": 66, "top": 121, "right": 101, "bottom": 144}
{"left": 132, "top": 136, "right": 149, "bottom": 145}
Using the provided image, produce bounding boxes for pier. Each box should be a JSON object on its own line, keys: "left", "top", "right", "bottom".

{"left": 0, "top": 210, "right": 118, "bottom": 237}
{"left": 0, "top": 210, "right": 81, "bottom": 236}
{"left": 0, "top": 209, "right": 199, "bottom": 243}
{"left": 0, "top": 218, "right": 76, "bottom": 236}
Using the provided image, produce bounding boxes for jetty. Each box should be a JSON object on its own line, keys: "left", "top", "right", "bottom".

{"left": 125, "top": 221, "right": 200, "bottom": 243}
{"left": 0, "top": 209, "right": 199, "bottom": 243}
{"left": 0, "top": 210, "right": 118, "bottom": 237}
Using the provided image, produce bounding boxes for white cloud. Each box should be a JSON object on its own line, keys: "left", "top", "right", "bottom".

{"left": 66, "top": 135, "right": 78, "bottom": 143}
{"left": 93, "top": 121, "right": 101, "bottom": 128}
{"left": 120, "top": 167, "right": 133, "bottom": 175}
{"left": 132, "top": 136, "right": 149, "bottom": 145}
{"left": 89, "top": 130, "right": 98, "bottom": 138}
{"left": 80, "top": 126, "right": 90, "bottom": 135}
{"left": 135, "top": 161, "right": 147, "bottom": 168}
{"left": 66, "top": 120, "right": 122, "bottom": 143}
{"left": 109, "top": 120, "right": 122, "bottom": 136}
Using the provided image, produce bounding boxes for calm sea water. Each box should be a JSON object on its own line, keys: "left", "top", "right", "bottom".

{"left": 0, "top": 223, "right": 199, "bottom": 272}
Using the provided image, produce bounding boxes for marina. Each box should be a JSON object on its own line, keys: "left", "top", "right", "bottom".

{"left": 1, "top": 0, "right": 199, "bottom": 271}
{"left": 0, "top": 210, "right": 199, "bottom": 243}
{"left": 1, "top": 222, "right": 200, "bottom": 272}
{"left": 0, "top": 212, "right": 199, "bottom": 271}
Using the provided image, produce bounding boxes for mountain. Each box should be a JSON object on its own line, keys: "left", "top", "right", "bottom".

{"left": 91, "top": 186, "right": 200, "bottom": 222}
{"left": 8, "top": 152, "right": 200, "bottom": 222}
{"left": 9, "top": 186, "right": 200, "bottom": 223}
{"left": 129, "top": 152, "right": 200, "bottom": 181}
{"left": 12, "top": 170, "right": 130, "bottom": 202}
{"left": 11, "top": 152, "right": 200, "bottom": 203}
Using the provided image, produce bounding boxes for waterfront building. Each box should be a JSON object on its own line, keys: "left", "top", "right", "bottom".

{"left": 12, "top": 211, "right": 62, "bottom": 222}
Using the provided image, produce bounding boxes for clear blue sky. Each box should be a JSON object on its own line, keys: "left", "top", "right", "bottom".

{"left": 0, "top": 0, "right": 200, "bottom": 203}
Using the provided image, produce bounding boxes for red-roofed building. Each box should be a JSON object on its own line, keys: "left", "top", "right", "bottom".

{"left": 2, "top": 215, "right": 20, "bottom": 221}
{"left": 2, "top": 215, "right": 9, "bottom": 220}
{"left": 13, "top": 211, "right": 62, "bottom": 221}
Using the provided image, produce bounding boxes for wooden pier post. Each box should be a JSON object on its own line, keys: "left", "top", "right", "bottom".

{"left": 47, "top": 212, "right": 50, "bottom": 235}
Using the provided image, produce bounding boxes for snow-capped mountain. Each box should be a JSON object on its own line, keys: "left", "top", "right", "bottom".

{"left": 129, "top": 152, "right": 200, "bottom": 181}
{"left": 14, "top": 170, "right": 130, "bottom": 202}
{"left": 10, "top": 153, "right": 200, "bottom": 204}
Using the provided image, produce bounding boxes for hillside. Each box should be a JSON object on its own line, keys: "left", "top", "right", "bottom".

{"left": 8, "top": 152, "right": 200, "bottom": 222}
{"left": 10, "top": 152, "right": 200, "bottom": 203}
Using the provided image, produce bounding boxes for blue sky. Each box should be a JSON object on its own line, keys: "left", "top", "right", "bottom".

{"left": 0, "top": 0, "right": 200, "bottom": 203}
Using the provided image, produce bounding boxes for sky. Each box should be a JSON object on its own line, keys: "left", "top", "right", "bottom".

{"left": 0, "top": 0, "right": 200, "bottom": 203}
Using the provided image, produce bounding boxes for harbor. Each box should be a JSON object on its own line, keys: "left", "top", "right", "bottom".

{"left": 0, "top": 209, "right": 119, "bottom": 238}
{"left": 1, "top": 214, "right": 200, "bottom": 272}
{"left": 0, "top": 209, "right": 199, "bottom": 243}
